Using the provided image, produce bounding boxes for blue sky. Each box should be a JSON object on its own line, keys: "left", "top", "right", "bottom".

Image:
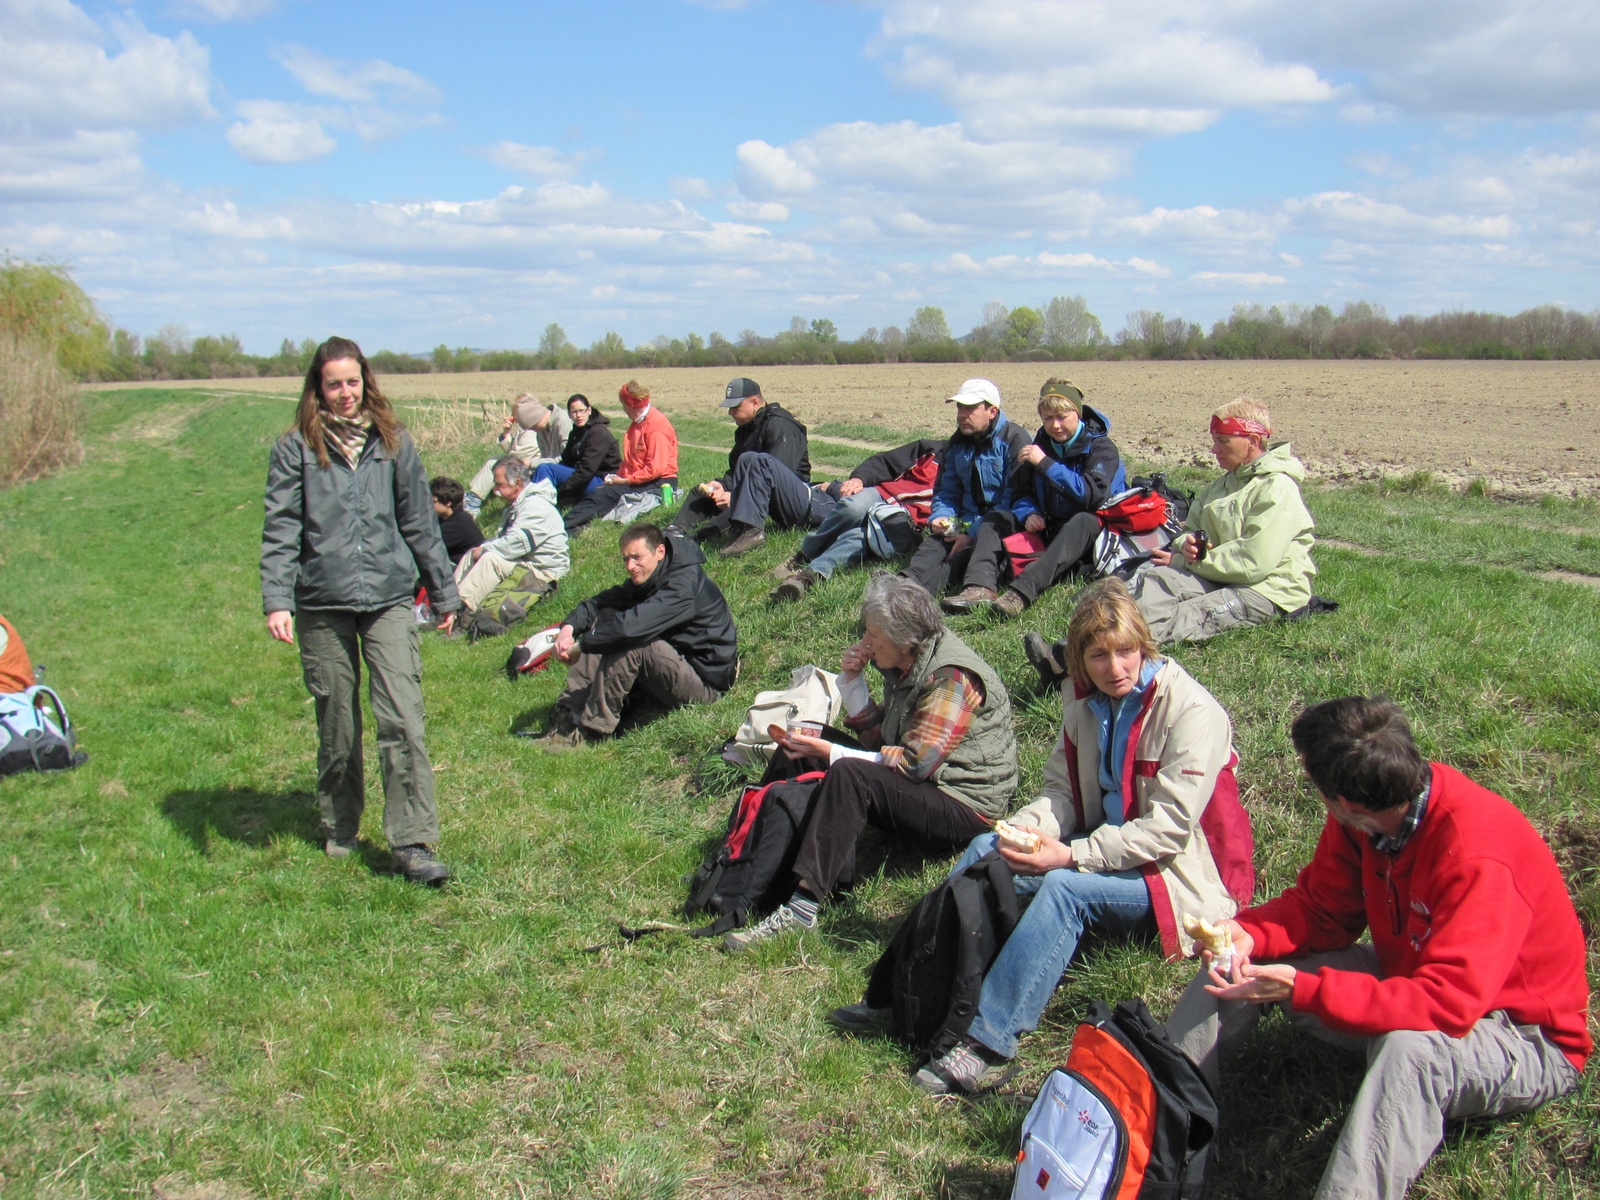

{"left": 3, "top": 0, "right": 1598, "bottom": 353}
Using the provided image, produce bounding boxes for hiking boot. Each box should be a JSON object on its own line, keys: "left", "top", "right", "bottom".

{"left": 769, "top": 569, "right": 819, "bottom": 603}
{"left": 942, "top": 586, "right": 997, "bottom": 613}
{"left": 771, "top": 552, "right": 807, "bottom": 582}
{"left": 913, "top": 1038, "right": 1017, "bottom": 1096}
{"left": 993, "top": 589, "right": 1029, "bottom": 619}
{"left": 1023, "top": 631, "right": 1065, "bottom": 690}
{"left": 827, "top": 1000, "right": 894, "bottom": 1037}
{"left": 722, "top": 902, "right": 817, "bottom": 952}
{"left": 324, "top": 837, "right": 358, "bottom": 858}
{"left": 720, "top": 523, "right": 767, "bottom": 558}
{"left": 392, "top": 844, "right": 451, "bottom": 886}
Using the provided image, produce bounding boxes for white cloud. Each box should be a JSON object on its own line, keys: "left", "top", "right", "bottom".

{"left": 877, "top": 1, "right": 1337, "bottom": 140}
{"left": 274, "top": 44, "right": 440, "bottom": 105}
{"left": 477, "top": 141, "right": 597, "bottom": 181}
{"left": 671, "top": 176, "right": 715, "bottom": 201}
{"left": 0, "top": 0, "right": 215, "bottom": 135}
{"left": 168, "top": 0, "right": 278, "bottom": 20}
{"left": 1190, "top": 271, "right": 1290, "bottom": 286}
{"left": 726, "top": 199, "right": 790, "bottom": 222}
{"left": 735, "top": 140, "right": 817, "bottom": 196}
{"left": 226, "top": 102, "right": 336, "bottom": 163}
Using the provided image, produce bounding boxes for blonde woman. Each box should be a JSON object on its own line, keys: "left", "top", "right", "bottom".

{"left": 834, "top": 579, "right": 1255, "bottom": 1094}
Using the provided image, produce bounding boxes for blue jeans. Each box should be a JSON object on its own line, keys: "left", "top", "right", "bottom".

{"left": 533, "top": 463, "right": 603, "bottom": 495}
{"left": 952, "top": 832, "right": 1154, "bottom": 1059}
{"left": 800, "top": 488, "right": 881, "bottom": 578}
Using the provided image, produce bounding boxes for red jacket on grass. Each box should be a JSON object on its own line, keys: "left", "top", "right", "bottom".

{"left": 1237, "top": 762, "right": 1591, "bottom": 1071}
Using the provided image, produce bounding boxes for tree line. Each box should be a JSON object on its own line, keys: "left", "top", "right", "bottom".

{"left": 6, "top": 259, "right": 1599, "bottom": 388}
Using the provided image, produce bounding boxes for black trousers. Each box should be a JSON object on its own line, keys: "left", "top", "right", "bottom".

{"left": 790, "top": 757, "right": 988, "bottom": 897}
{"left": 964, "top": 510, "right": 1102, "bottom": 599}
{"left": 902, "top": 535, "right": 973, "bottom": 596}
{"left": 563, "top": 479, "right": 674, "bottom": 536}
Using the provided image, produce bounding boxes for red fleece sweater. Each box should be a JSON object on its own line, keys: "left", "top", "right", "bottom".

{"left": 1237, "top": 763, "right": 1591, "bottom": 1071}
{"left": 617, "top": 406, "right": 679, "bottom": 485}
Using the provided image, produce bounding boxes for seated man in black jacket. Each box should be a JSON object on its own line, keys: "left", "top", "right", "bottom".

{"left": 667, "top": 377, "right": 828, "bottom": 558}
{"left": 532, "top": 522, "right": 738, "bottom": 749}
{"left": 768, "top": 438, "right": 946, "bottom": 602}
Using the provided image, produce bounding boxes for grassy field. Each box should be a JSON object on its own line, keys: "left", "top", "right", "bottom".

{"left": 0, "top": 388, "right": 1596, "bottom": 1199}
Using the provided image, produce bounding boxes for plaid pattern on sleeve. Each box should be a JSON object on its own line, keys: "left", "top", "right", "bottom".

{"left": 874, "top": 666, "right": 984, "bottom": 780}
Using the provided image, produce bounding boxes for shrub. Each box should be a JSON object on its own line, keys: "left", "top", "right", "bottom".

{"left": 0, "top": 332, "right": 82, "bottom": 486}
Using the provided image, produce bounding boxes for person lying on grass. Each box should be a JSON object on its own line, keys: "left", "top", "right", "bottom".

{"left": 261, "top": 336, "right": 457, "bottom": 885}
{"left": 452, "top": 458, "right": 569, "bottom": 619}
{"left": 828, "top": 577, "right": 1254, "bottom": 1095}
{"left": 941, "top": 377, "right": 1126, "bottom": 619}
{"left": 725, "top": 573, "right": 1020, "bottom": 952}
{"left": 767, "top": 437, "right": 946, "bottom": 603}
{"left": 530, "top": 521, "right": 736, "bottom": 750}
{"left": 1134, "top": 395, "right": 1315, "bottom": 643}
{"left": 666, "top": 377, "right": 823, "bottom": 558}
{"left": 1164, "top": 694, "right": 1589, "bottom": 1200}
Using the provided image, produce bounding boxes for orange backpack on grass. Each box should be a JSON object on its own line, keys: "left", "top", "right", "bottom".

{"left": 1012, "top": 998, "right": 1217, "bottom": 1200}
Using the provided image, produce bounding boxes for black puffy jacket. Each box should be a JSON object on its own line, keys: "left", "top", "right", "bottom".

{"left": 557, "top": 411, "right": 623, "bottom": 502}
{"left": 722, "top": 402, "right": 810, "bottom": 485}
{"left": 562, "top": 528, "right": 738, "bottom": 691}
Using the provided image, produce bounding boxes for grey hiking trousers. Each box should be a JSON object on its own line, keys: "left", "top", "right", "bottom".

{"left": 1131, "top": 564, "right": 1277, "bottom": 644}
{"left": 297, "top": 604, "right": 441, "bottom": 849}
{"left": 1164, "top": 945, "right": 1580, "bottom": 1200}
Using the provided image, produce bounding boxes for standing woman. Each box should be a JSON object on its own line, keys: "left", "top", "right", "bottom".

{"left": 261, "top": 337, "right": 459, "bottom": 884}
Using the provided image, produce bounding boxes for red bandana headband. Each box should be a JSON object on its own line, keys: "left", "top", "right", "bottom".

{"left": 1211, "top": 415, "right": 1270, "bottom": 439}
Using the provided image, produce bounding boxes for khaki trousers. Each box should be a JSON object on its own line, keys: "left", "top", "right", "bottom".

{"left": 453, "top": 549, "right": 558, "bottom": 613}
{"left": 296, "top": 605, "right": 440, "bottom": 849}
{"left": 1164, "top": 945, "right": 1579, "bottom": 1200}
{"left": 1131, "top": 564, "right": 1277, "bottom": 644}
{"left": 558, "top": 640, "right": 721, "bottom": 737}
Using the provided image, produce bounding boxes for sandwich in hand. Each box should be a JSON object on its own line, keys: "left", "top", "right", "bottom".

{"left": 1183, "top": 913, "right": 1235, "bottom": 974}
{"left": 994, "top": 819, "right": 1043, "bottom": 854}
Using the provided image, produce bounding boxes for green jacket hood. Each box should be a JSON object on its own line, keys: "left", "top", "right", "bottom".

{"left": 1235, "top": 442, "right": 1306, "bottom": 484}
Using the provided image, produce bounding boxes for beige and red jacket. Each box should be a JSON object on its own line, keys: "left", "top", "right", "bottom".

{"left": 1009, "top": 656, "right": 1256, "bottom": 959}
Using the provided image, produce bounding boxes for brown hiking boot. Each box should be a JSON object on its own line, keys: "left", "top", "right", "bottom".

{"left": 721, "top": 523, "right": 767, "bottom": 557}
{"left": 771, "top": 552, "right": 806, "bottom": 581}
{"left": 769, "top": 568, "right": 819, "bottom": 603}
{"left": 993, "top": 589, "right": 1029, "bottom": 619}
{"left": 942, "top": 586, "right": 997, "bottom": 613}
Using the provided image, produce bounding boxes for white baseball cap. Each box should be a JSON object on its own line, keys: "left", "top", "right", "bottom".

{"left": 946, "top": 378, "right": 1001, "bottom": 407}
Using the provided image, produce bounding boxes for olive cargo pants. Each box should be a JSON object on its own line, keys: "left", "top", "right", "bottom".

{"left": 296, "top": 604, "right": 441, "bottom": 849}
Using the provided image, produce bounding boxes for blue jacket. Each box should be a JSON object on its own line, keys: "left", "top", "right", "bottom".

{"left": 928, "top": 411, "right": 1033, "bottom": 533}
{"left": 1010, "top": 405, "right": 1127, "bottom": 526}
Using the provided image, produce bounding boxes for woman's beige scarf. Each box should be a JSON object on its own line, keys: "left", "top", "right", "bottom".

{"left": 322, "top": 409, "right": 372, "bottom": 467}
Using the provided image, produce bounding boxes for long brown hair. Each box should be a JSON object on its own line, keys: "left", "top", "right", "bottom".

{"left": 294, "top": 336, "right": 402, "bottom": 467}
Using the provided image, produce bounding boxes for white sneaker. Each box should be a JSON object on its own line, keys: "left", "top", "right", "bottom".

{"left": 722, "top": 903, "right": 818, "bottom": 953}
{"left": 912, "top": 1038, "right": 1016, "bottom": 1095}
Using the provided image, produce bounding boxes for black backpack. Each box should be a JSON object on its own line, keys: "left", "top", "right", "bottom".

{"left": 685, "top": 773, "right": 844, "bottom": 937}
{"left": 864, "top": 850, "right": 1022, "bottom": 1055}
{"left": 1012, "top": 998, "right": 1218, "bottom": 1199}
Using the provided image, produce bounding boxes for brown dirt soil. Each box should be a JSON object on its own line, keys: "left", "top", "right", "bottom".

{"left": 93, "top": 360, "right": 1600, "bottom": 496}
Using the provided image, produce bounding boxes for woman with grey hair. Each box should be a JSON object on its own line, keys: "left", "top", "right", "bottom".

{"left": 724, "top": 573, "right": 1021, "bottom": 951}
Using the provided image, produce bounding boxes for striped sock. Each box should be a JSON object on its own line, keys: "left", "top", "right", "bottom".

{"left": 786, "top": 892, "right": 820, "bottom": 926}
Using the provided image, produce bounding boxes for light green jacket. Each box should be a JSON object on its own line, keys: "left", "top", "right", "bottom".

{"left": 1182, "top": 442, "right": 1315, "bottom": 612}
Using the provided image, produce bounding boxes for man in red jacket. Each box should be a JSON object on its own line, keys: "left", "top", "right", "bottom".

{"left": 1165, "top": 695, "right": 1589, "bottom": 1200}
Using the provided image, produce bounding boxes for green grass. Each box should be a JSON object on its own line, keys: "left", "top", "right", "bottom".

{"left": 0, "top": 389, "right": 1596, "bottom": 1198}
